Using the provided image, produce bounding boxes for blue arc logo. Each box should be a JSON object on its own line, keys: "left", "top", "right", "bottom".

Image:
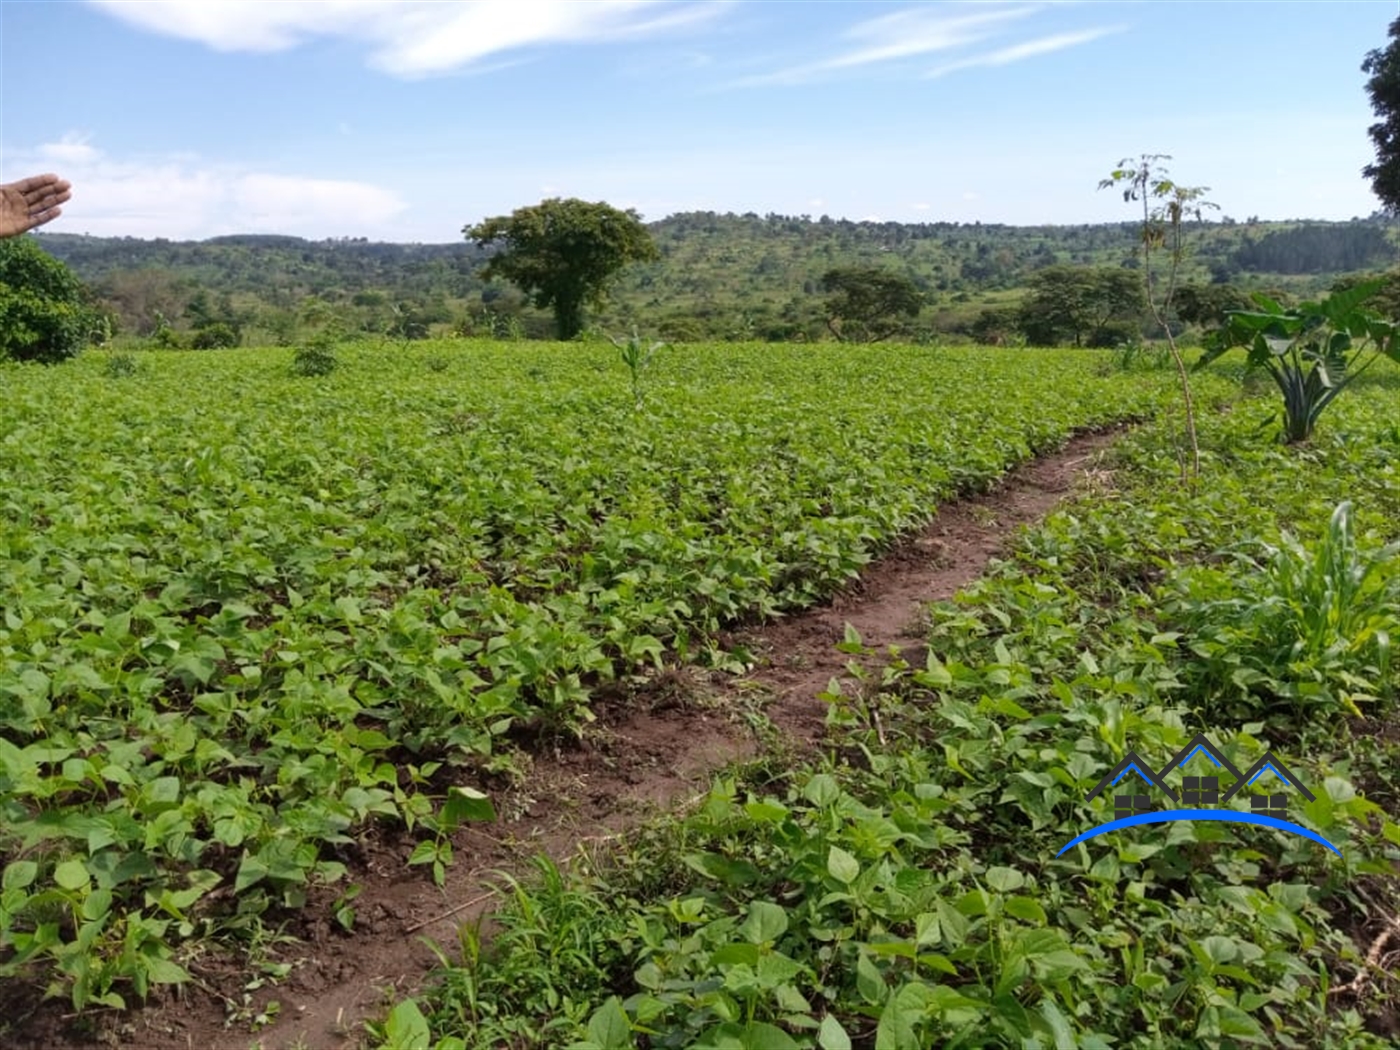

{"left": 1057, "top": 809, "right": 1342, "bottom": 857}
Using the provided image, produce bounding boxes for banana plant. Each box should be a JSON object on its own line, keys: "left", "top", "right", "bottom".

{"left": 1198, "top": 279, "right": 1400, "bottom": 443}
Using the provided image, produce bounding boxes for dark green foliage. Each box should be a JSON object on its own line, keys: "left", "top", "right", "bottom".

{"left": 967, "top": 306, "right": 1021, "bottom": 345}
{"left": 1332, "top": 269, "right": 1400, "bottom": 320}
{"left": 1234, "top": 225, "right": 1395, "bottom": 275}
{"left": 1363, "top": 16, "right": 1400, "bottom": 214}
{"left": 465, "top": 199, "right": 659, "bottom": 340}
{"left": 0, "top": 236, "right": 93, "bottom": 364}
{"left": 33, "top": 214, "right": 1400, "bottom": 346}
{"left": 190, "top": 322, "right": 240, "bottom": 350}
{"left": 291, "top": 335, "right": 338, "bottom": 375}
{"left": 1175, "top": 283, "right": 1253, "bottom": 328}
{"left": 1200, "top": 280, "right": 1400, "bottom": 442}
{"left": 1018, "top": 265, "right": 1144, "bottom": 347}
{"left": 819, "top": 266, "right": 923, "bottom": 342}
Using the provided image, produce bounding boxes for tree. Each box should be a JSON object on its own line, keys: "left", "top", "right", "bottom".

{"left": 1100, "top": 154, "right": 1217, "bottom": 483}
{"left": 1363, "top": 16, "right": 1400, "bottom": 213}
{"left": 1017, "top": 266, "right": 1144, "bottom": 347}
{"left": 820, "top": 266, "right": 922, "bottom": 342}
{"left": 0, "top": 236, "right": 94, "bottom": 364}
{"left": 465, "top": 198, "right": 658, "bottom": 340}
{"left": 1174, "top": 283, "right": 1252, "bottom": 329}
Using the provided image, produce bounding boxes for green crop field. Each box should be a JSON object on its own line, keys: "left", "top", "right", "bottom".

{"left": 375, "top": 370, "right": 1400, "bottom": 1050}
{"left": 0, "top": 341, "right": 1173, "bottom": 1015}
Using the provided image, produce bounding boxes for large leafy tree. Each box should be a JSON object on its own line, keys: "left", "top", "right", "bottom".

{"left": 820, "top": 266, "right": 922, "bottom": 342}
{"left": 1363, "top": 16, "right": 1400, "bottom": 213}
{"left": 1017, "top": 265, "right": 1144, "bottom": 347}
{"left": 0, "top": 236, "right": 95, "bottom": 363}
{"left": 465, "top": 198, "right": 658, "bottom": 340}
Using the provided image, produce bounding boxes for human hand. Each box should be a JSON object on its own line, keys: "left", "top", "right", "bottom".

{"left": 0, "top": 173, "right": 73, "bottom": 238}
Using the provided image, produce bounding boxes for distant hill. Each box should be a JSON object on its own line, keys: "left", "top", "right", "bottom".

{"left": 31, "top": 213, "right": 1400, "bottom": 343}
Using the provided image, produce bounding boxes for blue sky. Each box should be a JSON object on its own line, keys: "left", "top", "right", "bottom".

{"left": 2, "top": 1, "right": 1396, "bottom": 242}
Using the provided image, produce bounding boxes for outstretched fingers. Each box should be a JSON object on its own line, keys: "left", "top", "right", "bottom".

{"left": 16, "top": 173, "right": 73, "bottom": 215}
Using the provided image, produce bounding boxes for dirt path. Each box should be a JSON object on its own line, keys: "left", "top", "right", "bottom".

{"left": 8, "top": 428, "right": 1121, "bottom": 1050}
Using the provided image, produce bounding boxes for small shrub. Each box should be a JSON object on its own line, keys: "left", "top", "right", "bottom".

{"left": 102, "top": 353, "right": 140, "bottom": 379}
{"left": 191, "top": 322, "right": 240, "bottom": 350}
{"left": 425, "top": 355, "right": 449, "bottom": 373}
{"left": 291, "top": 336, "right": 338, "bottom": 376}
{"left": 150, "top": 314, "right": 183, "bottom": 350}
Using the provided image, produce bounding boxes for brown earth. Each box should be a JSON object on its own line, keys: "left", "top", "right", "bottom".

{"left": 2, "top": 428, "right": 1122, "bottom": 1050}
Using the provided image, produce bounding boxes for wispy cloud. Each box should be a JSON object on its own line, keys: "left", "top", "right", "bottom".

{"left": 925, "top": 26, "right": 1124, "bottom": 78}
{"left": 86, "top": 0, "right": 732, "bottom": 78}
{"left": 727, "top": 4, "right": 1042, "bottom": 87}
{"left": 12, "top": 136, "right": 407, "bottom": 239}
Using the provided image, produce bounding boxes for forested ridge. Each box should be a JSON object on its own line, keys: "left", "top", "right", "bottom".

{"left": 32, "top": 211, "right": 1400, "bottom": 344}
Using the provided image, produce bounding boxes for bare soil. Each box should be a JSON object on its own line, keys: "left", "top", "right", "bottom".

{"left": 1, "top": 429, "right": 1122, "bottom": 1050}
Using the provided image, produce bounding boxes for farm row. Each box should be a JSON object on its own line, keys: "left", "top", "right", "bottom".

{"left": 0, "top": 342, "right": 1171, "bottom": 1013}
{"left": 384, "top": 371, "right": 1400, "bottom": 1049}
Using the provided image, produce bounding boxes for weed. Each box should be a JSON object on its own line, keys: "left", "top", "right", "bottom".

{"left": 291, "top": 336, "right": 338, "bottom": 376}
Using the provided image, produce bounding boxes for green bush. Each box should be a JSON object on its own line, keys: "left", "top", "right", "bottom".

{"left": 190, "top": 322, "right": 240, "bottom": 350}
{"left": 0, "top": 237, "right": 94, "bottom": 364}
{"left": 291, "top": 336, "right": 338, "bottom": 376}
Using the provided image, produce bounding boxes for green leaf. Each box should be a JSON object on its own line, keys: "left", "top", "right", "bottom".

{"left": 1038, "top": 997, "right": 1076, "bottom": 1046}
{"left": 441, "top": 786, "right": 496, "bottom": 825}
{"left": 586, "top": 997, "right": 633, "bottom": 1050}
{"left": 3, "top": 860, "right": 38, "bottom": 891}
{"left": 53, "top": 859, "right": 89, "bottom": 892}
{"left": 985, "top": 866, "right": 1024, "bottom": 893}
{"left": 1005, "top": 896, "right": 1047, "bottom": 924}
{"left": 234, "top": 853, "right": 270, "bottom": 893}
{"left": 803, "top": 774, "right": 841, "bottom": 807}
{"left": 144, "top": 956, "right": 190, "bottom": 985}
{"left": 875, "top": 982, "right": 930, "bottom": 1050}
{"left": 827, "top": 845, "right": 859, "bottom": 884}
{"left": 740, "top": 900, "right": 788, "bottom": 945}
{"left": 817, "top": 1015, "right": 852, "bottom": 1050}
{"left": 856, "top": 952, "right": 886, "bottom": 1005}
{"left": 697, "top": 1022, "right": 801, "bottom": 1050}
{"left": 382, "top": 999, "right": 432, "bottom": 1050}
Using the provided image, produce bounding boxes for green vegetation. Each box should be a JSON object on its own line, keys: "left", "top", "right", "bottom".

{"left": 1364, "top": 14, "right": 1400, "bottom": 214}
{"left": 819, "top": 266, "right": 923, "bottom": 343}
{"left": 30, "top": 211, "right": 1400, "bottom": 349}
{"left": 0, "top": 341, "right": 1166, "bottom": 1016}
{"left": 1017, "top": 266, "right": 1144, "bottom": 348}
{"left": 0, "top": 236, "right": 95, "bottom": 364}
{"left": 1202, "top": 279, "right": 1400, "bottom": 443}
{"left": 1101, "top": 154, "right": 1217, "bottom": 482}
{"left": 377, "top": 370, "right": 1400, "bottom": 1050}
{"left": 465, "top": 199, "right": 659, "bottom": 340}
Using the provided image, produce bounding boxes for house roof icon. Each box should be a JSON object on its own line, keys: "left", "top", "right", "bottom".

{"left": 1157, "top": 732, "right": 1243, "bottom": 782}
{"left": 1221, "top": 751, "right": 1317, "bottom": 803}
{"left": 1086, "top": 750, "right": 1179, "bottom": 804}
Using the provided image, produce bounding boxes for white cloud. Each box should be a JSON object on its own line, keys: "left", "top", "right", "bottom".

{"left": 912, "top": 202, "right": 931, "bottom": 211}
{"left": 727, "top": 4, "right": 1040, "bottom": 87}
{"left": 925, "top": 26, "right": 1123, "bottom": 78}
{"left": 808, "top": 197, "right": 825, "bottom": 208}
{"left": 962, "top": 191, "right": 981, "bottom": 201}
{"left": 37, "top": 132, "right": 101, "bottom": 165}
{"left": 10, "top": 136, "right": 407, "bottom": 239}
{"left": 87, "top": 0, "right": 731, "bottom": 78}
